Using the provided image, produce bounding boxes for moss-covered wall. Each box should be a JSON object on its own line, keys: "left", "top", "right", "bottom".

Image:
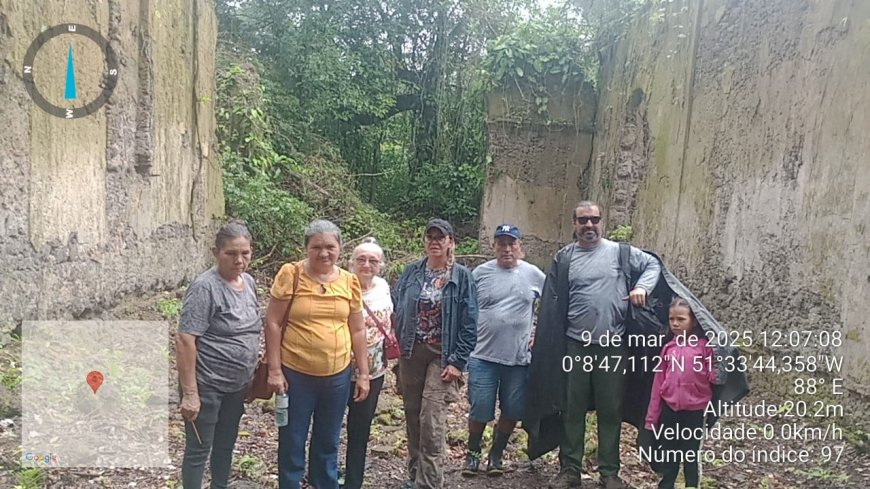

{"left": 588, "top": 0, "right": 869, "bottom": 407}
{"left": 482, "top": 81, "right": 597, "bottom": 267}
{"left": 0, "top": 0, "right": 223, "bottom": 326}
{"left": 483, "top": 0, "right": 869, "bottom": 423}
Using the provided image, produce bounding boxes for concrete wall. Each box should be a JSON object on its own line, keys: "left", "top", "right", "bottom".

{"left": 482, "top": 82, "right": 597, "bottom": 267}
{"left": 0, "top": 0, "right": 224, "bottom": 327}
{"left": 586, "top": 0, "right": 869, "bottom": 401}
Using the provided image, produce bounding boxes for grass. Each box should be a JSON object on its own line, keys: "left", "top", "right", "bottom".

{"left": 157, "top": 297, "right": 182, "bottom": 320}
{"left": 14, "top": 468, "right": 44, "bottom": 489}
{"left": 700, "top": 476, "right": 719, "bottom": 488}
{"left": 0, "top": 334, "right": 22, "bottom": 390}
{"left": 235, "top": 454, "right": 265, "bottom": 479}
{"left": 791, "top": 466, "right": 850, "bottom": 483}
{"left": 0, "top": 364, "right": 21, "bottom": 390}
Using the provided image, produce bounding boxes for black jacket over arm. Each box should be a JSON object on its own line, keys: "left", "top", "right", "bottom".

{"left": 522, "top": 245, "right": 750, "bottom": 461}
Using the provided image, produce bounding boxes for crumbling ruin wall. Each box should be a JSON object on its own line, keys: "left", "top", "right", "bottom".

{"left": 482, "top": 82, "right": 597, "bottom": 267}
{"left": 588, "top": 0, "right": 869, "bottom": 411}
{"left": 0, "top": 0, "right": 224, "bottom": 327}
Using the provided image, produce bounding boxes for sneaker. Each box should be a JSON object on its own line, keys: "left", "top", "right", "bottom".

{"left": 485, "top": 451, "right": 504, "bottom": 477}
{"left": 548, "top": 468, "right": 582, "bottom": 489}
{"left": 462, "top": 451, "right": 482, "bottom": 477}
{"left": 600, "top": 475, "right": 631, "bottom": 489}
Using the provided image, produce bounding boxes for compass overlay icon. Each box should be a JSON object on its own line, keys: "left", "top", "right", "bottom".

{"left": 22, "top": 23, "right": 118, "bottom": 119}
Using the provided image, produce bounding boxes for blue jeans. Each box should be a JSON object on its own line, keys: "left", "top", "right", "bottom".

{"left": 467, "top": 357, "right": 528, "bottom": 422}
{"left": 278, "top": 366, "right": 352, "bottom": 489}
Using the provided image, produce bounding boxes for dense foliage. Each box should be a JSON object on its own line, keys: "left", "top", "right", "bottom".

{"left": 214, "top": 0, "right": 634, "bottom": 270}
{"left": 482, "top": 6, "right": 598, "bottom": 118}
{"left": 216, "top": 53, "right": 424, "bottom": 277}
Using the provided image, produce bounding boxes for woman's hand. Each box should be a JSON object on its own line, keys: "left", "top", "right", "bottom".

{"left": 180, "top": 392, "right": 201, "bottom": 421}
{"left": 441, "top": 364, "right": 462, "bottom": 382}
{"left": 268, "top": 370, "right": 288, "bottom": 395}
{"left": 354, "top": 376, "right": 371, "bottom": 402}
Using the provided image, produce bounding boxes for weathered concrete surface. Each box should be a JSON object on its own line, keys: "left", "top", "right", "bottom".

{"left": 482, "top": 82, "right": 597, "bottom": 267}
{"left": 586, "top": 0, "right": 869, "bottom": 410}
{"left": 0, "top": 0, "right": 223, "bottom": 327}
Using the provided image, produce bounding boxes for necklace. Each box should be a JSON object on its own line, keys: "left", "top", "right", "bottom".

{"left": 306, "top": 262, "right": 335, "bottom": 283}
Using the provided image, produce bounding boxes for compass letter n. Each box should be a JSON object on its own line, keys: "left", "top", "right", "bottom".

{"left": 24, "top": 66, "right": 31, "bottom": 74}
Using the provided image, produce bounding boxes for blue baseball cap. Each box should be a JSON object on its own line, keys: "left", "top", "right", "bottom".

{"left": 494, "top": 224, "right": 521, "bottom": 240}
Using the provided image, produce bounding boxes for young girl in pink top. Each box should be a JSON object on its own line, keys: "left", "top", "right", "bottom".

{"left": 645, "top": 297, "right": 717, "bottom": 489}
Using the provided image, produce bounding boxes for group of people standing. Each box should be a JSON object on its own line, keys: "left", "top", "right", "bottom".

{"left": 176, "top": 200, "right": 723, "bottom": 489}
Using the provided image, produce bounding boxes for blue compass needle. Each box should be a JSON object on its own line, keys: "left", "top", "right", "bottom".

{"left": 64, "top": 43, "right": 77, "bottom": 100}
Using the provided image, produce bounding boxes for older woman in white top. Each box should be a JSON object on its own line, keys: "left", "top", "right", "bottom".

{"left": 342, "top": 238, "right": 394, "bottom": 489}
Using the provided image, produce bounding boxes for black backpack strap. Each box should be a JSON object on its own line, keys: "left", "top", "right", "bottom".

{"left": 618, "top": 241, "right": 632, "bottom": 291}
{"left": 618, "top": 242, "right": 634, "bottom": 332}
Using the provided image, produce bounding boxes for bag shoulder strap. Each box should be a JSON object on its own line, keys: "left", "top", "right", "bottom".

{"left": 618, "top": 242, "right": 636, "bottom": 327}
{"left": 362, "top": 296, "right": 391, "bottom": 339}
{"left": 618, "top": 241, "right": 632, "bottom": 291}
{"left": 279, "top": 262, "right": 302, "bottom": 339}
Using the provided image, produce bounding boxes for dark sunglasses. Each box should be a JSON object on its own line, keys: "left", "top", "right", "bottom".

{"left": 575, "top": 216, "right": 601, "bottom": 224}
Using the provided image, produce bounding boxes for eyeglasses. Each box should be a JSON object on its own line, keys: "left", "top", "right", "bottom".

{"left": 575, "top": 216, "right": 601, "bottom": 224}
{"left": 425, "top": 234, "right": 448, "bottom": 243}
{"left": 354, "top": 257, "right": 381, "bottom": 266}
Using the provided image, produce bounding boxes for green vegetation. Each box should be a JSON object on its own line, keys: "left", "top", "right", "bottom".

{"left": 481, "top": 5, "right": 599, "bottom": 122}
{"left": 790, "top": 466, "right": 850, "bottom": 483}
{"left": 0, "top": 334, "right": 22, "bottom": 420}
{"left": 13, "top": 467, "right": 44, "bottom": 489}
{"left": 216, "top": 49, "right": 423, "bottom": 273}
{"left": 607, "top": 225, "right": 634, "bottom": 242}
{"left": 235, "top": 454, "right": 266, "bottom": 480}
{"left": 213, "top": 0, "right": 632, "bottom": 269}
{"left": 157, "top": 297, "right": 182, "bottom": 320}
{"left": 700, "top": 476, "right": 720, "bottom": 489}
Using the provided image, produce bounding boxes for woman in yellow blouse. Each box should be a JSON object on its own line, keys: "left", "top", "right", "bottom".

{"left": 264, "top": 220, "right": 370, "bottom": 489}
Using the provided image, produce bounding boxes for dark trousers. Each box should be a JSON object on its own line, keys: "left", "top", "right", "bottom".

{"left": 181, "top": 385, "right": 246, "bottom": 489}
{"left": 657, "top": 404, "right": 703, "bottom": 489}
{"left": 278, "top": 366, "right": 352, "bottom": 489}
{"left": 343, "top": 375, "right": 385, "bottom": 489}
{"left": 560, "top": 340, "right": 626, "bottom": 476}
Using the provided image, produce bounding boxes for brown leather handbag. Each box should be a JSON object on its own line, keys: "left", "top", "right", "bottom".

{"left": 246, "top": 262, "right": 300, "bottom": 401}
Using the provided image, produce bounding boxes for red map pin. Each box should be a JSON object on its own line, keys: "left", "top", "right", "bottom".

{"left": 86, "top": 371, "right": 104, "bottom": 394}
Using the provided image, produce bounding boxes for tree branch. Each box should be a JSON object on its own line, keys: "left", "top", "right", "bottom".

{"left": 349, "top": 93, "right": 425, "bottom": 126}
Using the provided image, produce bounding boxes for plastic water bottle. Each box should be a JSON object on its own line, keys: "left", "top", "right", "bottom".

{"left": 275, "top": 393, "right": 289, "bottom": 427}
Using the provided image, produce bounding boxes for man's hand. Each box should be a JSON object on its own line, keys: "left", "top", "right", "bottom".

{"left": 180, "top": 392, "right": 201, "bottom": 422}
{"left": 441, "top": 364, "right": 462, "bottom": 382}
{"left": 627, "top": 287, "right": 647, "bottom": 307}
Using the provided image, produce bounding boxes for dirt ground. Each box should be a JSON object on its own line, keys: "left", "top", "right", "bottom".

{"left": 1, "top": 289, "right": 867, "bottom": 489}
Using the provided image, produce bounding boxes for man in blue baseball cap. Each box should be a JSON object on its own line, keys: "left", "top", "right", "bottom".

{"left": 462, "top": 224, "right": 545, "bottom": 477}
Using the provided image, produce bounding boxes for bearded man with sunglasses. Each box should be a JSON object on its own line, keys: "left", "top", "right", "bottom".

{"left": 525, "top": 201, "right": 661, "bottom": 489}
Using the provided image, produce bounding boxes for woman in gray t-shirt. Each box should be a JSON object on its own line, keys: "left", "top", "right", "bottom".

{"left": 177, "top": 221, "right": 262, "bottom": 489}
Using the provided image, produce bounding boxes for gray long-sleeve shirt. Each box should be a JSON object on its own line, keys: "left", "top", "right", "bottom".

{"left": 566, "top": 239, "right": 661, "bottom": 343}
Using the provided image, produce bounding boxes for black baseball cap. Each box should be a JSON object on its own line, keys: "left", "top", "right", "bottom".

{"left": 494, "top": 224, "right": 521, "bottom": 240}
{"left": 425, "top": 218, "right": 454, "bottom": 238}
